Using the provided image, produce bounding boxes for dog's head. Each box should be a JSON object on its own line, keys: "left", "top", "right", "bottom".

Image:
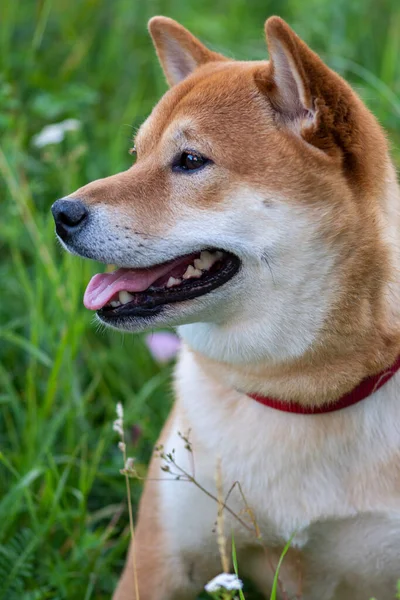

{"left": 52, "top": 17, "right": 397, "bottom": 364}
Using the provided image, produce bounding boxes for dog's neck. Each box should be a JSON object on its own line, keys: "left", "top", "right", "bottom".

{"left": 179, "top": 168, "right": 400, "bottom": 408}
{"left": 186, "top": 342, "right": 400, "bottom": 408}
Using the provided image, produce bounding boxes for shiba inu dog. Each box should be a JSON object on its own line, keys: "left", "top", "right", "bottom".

{"left": 51, "top": 15, "right": 400, "bottom": 600}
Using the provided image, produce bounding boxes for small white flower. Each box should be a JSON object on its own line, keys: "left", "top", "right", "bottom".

{"left": 118, "top": 441, "right": 126, "bottom": 453}
{"left": 116, "top": 402, "right": 124, "bottom": 419}
{"left": 125, "top": 457, "right": 135, "bottom": 471}
{"left": 205, "top": 573, "right": 243, "bottom": 593}
{"left": 113, "top": 419, "right": 123, "bottom": 436}
{"left": 32, "top": 118, "right": 81, "bottom": 148}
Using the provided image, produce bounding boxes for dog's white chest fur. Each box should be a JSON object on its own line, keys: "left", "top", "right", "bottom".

{"left": 159, "top": 348, "right": 400, "bottom": 599}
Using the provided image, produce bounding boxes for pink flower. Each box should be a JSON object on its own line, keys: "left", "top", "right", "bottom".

{"left": 145, "top": 332, "right": 181, "bottom": 363}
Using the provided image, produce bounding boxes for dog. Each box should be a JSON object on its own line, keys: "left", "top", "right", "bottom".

{"left": 52, "top": 15, "right": 400, "bottom": 600}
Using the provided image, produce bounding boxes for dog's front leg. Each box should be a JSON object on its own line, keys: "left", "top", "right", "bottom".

{"left": 112, "top": 505, "right": 203, "bottom": 600}
{"left": 113, "top": 417, "right": 221, "bottom": 600}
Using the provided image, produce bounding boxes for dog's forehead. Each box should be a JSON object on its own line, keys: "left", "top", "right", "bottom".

{"left": 135, "top": 62, "right": 272, "bottom": 154}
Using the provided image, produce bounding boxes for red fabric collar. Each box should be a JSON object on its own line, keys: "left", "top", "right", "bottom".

{"left": 248, "top": 356, "right": 400, "bottom": 415}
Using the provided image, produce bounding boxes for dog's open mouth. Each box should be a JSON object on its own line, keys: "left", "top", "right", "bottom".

{"left": 84, "top": 249, "right": 240, "bottom": 318}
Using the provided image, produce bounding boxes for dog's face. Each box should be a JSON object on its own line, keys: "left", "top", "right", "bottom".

{"left": 52, "top": 17, "right": 390, "bottom": 364}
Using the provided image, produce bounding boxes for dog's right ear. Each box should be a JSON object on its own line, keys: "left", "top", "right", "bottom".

{"left": 148, "top": 17, "right": 225, "bottom": 87}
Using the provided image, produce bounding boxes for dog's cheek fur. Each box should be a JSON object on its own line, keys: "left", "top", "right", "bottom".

{"left": 175, "top": 188, "right": 340, "bottom": 362}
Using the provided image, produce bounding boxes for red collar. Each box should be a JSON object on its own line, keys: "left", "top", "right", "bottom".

{"left": 248, "top": 356, "right": 400, "bottom": 415}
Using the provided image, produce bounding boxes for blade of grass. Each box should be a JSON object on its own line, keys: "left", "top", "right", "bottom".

{"left": 270, "top": 533, "right": 296, "bottom": 600}
{"left": 231, "top": 532, "right": 246, "bottom": 600}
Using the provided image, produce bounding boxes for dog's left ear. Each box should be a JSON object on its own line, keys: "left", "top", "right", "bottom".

{"left": 263, "top": 17, "right": 315, "bottom": 121}
{"left": 259, "top": 16, "right": 343, "bottom": 140}
{"left": 260, "top": 16, "right": 355, "bottom": 146}
{"left": 260, "top": 17, "right": 384, "bottom": 189}
{"left": 148, "top": 17, "right": 226, "bottom": 87}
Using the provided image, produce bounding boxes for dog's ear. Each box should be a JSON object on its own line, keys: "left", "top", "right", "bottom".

{"left": 260, "top": 17, "right": 357, "bottom": 150}
{"left": 261, "top": 17, "right": 329, "bottom": 129}
{"left": 148, "top": 17, "right": 225, "bottom": 87}
{"left": 260, "top": 17, "right": 385, "bottom": 189}
{"left": 264, "top": 17, "right": 315, "bottom": 121}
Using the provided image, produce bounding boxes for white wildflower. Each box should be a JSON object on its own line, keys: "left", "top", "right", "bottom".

{"left": 125, "top": 457, "right": 135, "bottom": 471}
{"left": 113, "top": 418, "right": 124, "bottom": 436}
{"left": 116, "top": 402, "right": 124, "bottom": 419}
{"left": 118, "top": 441, "right": 126, "bottom": 453}
{"left": 32, "top": 118, "right": 81, "bottom": 148}
{"left": 205, "top": 573, "right": 243, "bottom": 593}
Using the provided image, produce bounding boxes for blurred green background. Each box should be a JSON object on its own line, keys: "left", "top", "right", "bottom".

{"left": 0, "top": 0, "right": 399, "bottom": 598}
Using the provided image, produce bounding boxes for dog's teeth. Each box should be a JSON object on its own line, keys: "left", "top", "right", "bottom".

{"left": 166, "top": 277, "right": 182, "bottom": 288}
{"left": 119, "top": 290, "right": 134, "bottom": 305}
{"left": 183, "top": 265, "right": 202, "bottom": 280}
{"left": 194, "top": 258, "right": 205, "bottom": 270}
{"left": 194, "top": 250, "right": 219, "bottom": 271}
{"left": 200, "top": 250, "right": 215, "bottom": 269}
{"left": 201, "top": 250, "right": 215, "bottom": 261}
{"left": 110, "top": 300, "right": 121, "bottom": 307}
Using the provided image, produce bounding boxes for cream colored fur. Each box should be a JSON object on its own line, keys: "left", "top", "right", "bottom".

{"left": 157, "top": 348, "right": 400, "bottom": 600}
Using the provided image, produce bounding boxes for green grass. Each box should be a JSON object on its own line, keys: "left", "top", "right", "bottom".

{"left": 1, "top": 0, "right": 399, "bottom": 598}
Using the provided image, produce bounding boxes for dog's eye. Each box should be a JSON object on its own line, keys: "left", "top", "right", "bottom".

{"left": 173, "top": 151, "right": 209, "bottom": 172}
{"left": 129, "top": 146, "right": 136, "bottom": 157}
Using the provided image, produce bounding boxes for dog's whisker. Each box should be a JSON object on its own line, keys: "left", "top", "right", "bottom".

{"left": 261, "top": 250, "right": 276, "bottom": 286}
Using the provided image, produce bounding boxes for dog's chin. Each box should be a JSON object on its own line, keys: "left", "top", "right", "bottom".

{"left": 84, "top": 249, "right": 241, "bottom": 332}
{"left": 95, "top": 301, "right": 207, "bottom": 333}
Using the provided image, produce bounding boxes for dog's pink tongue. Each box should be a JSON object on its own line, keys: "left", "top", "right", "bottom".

{"left": 84, "top": 264, "right": 177, "bottom": 310}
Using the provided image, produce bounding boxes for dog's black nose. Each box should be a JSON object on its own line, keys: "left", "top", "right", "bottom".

{"left": 51, "top": 198, "right": 88, "bottom": 238}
